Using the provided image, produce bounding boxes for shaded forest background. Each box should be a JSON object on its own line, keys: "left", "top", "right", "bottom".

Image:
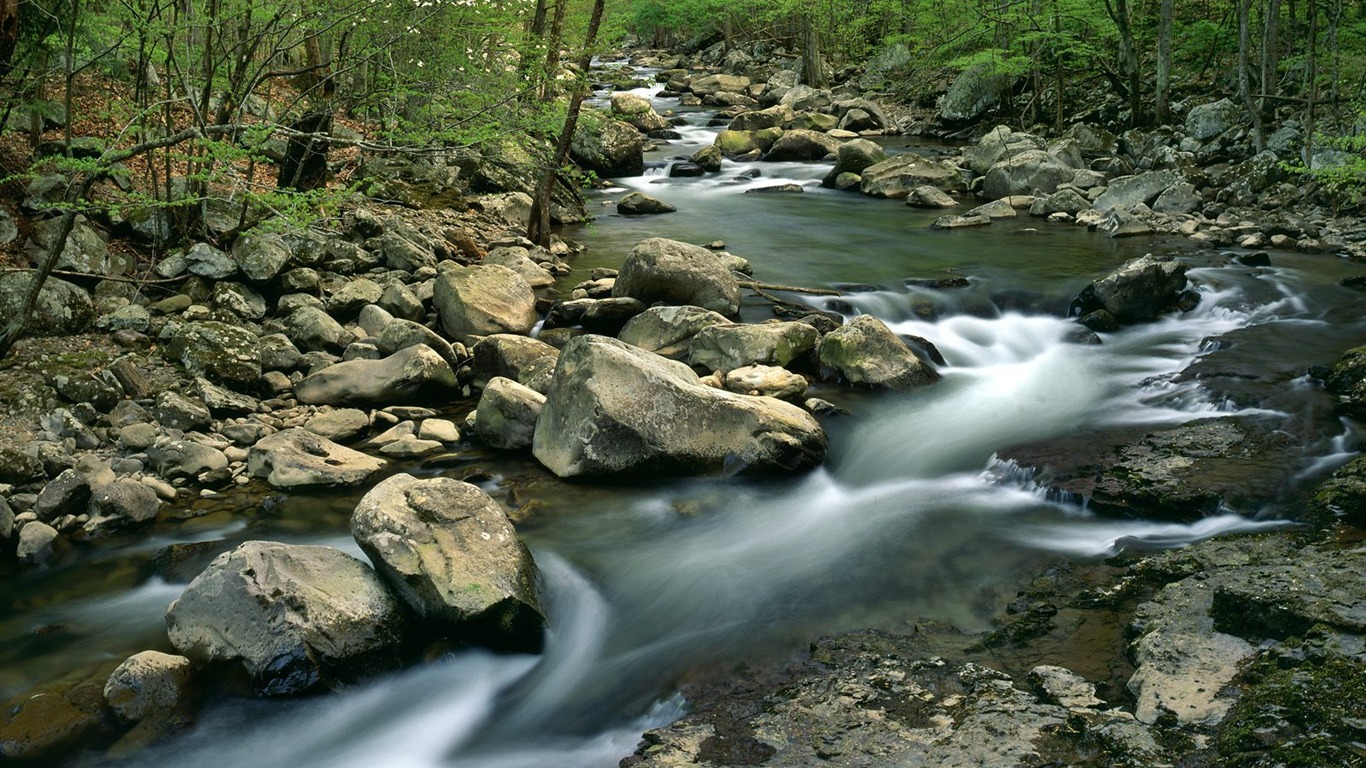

{"left": 0, "top": 0, "right": 1362, "bottom": 263}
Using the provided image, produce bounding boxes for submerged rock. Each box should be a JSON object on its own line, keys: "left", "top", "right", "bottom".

{"left": 165, "top": 541, "right": 403, "bottom": 695}
{"left": 351, "top": 474, "right": 544, "bottom": 651}
{"left": 532, "top": 335, "right": 826, "bottom": 477}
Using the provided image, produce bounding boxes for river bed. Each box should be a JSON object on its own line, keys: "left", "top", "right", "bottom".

{"left": 7, "top": 70, "right": 1366, "bottom": 768}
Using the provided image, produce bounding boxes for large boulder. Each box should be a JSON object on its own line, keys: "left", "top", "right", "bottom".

{"left": 690, "top": 73, "right": 751, "bottom": 96}
{"left": 247, "top": 428, "right": 386, "bottom": 488}
{"left": 859, "top": 155, "right": 963, "bottom": 198}
{"left": 688, "top": 321, "right": 820, "bottom": 373}
{"left": 1092, "top": 170, "right": 1184, "bottom": 212}
{"left": 822, "top": 139, "right": 887, "bottom": 188}
{"left": 1069, "top": 254, "right": 1189, "bottom": 324}
{"left": 818, "top": 315, "right": 940, "bottom": 390}
{"left": 1185, "top": 98, "right": 1242, "bottom": 141}
{"left": 434, "top": 262, "right": 538, "bottom": 341}
{"left": 470, "top": 334, "right": 559, "bottom": 393}
{"left": 295, "top": 344, "right": 457, "bottom": 406}
{"left": 961, "top": 127, "right": 1045, "bottom": 175}
{"left": 351, "top": 474, "right": 544, "bottom": 650}
{"left": 730, "top": 105, "right": 794, "bottom": 132}
{"left": 611, "top": 238, "right": 742, "bottom": 317}
{"left": 981, "top": 150, "right": 1074, "bottom": 198}
{"left": 610, "top": 92, "right": 670, "bottom": 133}
{"left": 763, "top": 129, "right": 841, "bottom": 162}
{"left": 280, "top": 306, "right": 348, "bottom": 353}
{"left": 27, "top": 218, "right": 123, "bottom": 276}
{"left": 165, "top": 321, "right": 261, "bottom": 389}
{"left": 532, "top": 335, "right": 826, "bottom": 476}
{"left": 231, "top": 230, "right": 291, "bottom": 282}
{"left": 103, "top": 651, "right": 193, "bottom": 724}
{"left": 1324, "top": 346, "right": 1366, "bottom": 421}
{"left": 939, "top": 62, "right": 1016, "bottom": 125}
{"left": 570, "top": 112, "right": 647, "bottom": 178}
{"left": 0, "top": 271, "right": 94, "bottom": 336}
{"left": 617, "top": 191, "right": 677, "bottom": 216}
{"left": 619, "top": 305, "right": 732, "bottom": 359}
{"left": 473, "top": 377, "right": 546, "bottom": 450}
{"left": 165, "top": 541, "right": 403, "bottom": 695}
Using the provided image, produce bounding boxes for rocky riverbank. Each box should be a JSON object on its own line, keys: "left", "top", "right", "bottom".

{"left": 0, "top": 42, "right": 1363, "bottom": 767}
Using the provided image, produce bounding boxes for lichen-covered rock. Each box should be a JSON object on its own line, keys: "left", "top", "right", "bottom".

{"left": 470, "top": 334, "right": 559, "bottom": 393}
{"left": 1324, "top": 345, "right": 1366, "bottom": 421}
{"left": 623, "top": 630, "right": 1164, "bottom": 768}
{"left": 165, "top": 541, "right": 403, "bottom": 695}
{"left": 280, "top": 306, "right": 348, "bottom": 353}
{"left": 232, "top": 230, "right": 292, "bottom": 282}
{"left": 762, "top": 129, "right": 841, "bottom": 162}
{"left": 1087, "top": 417, "right": 1298, "bottom": 520}
{"left": 351, "top": 474, "right": 544, "bottom": 650}
{"left": 165, "top": 321, "right": 261, "bottom": 389}
{"left": 818, "top": 315, "right": 939, "bottom": 389}
{"left": 434, "top": 262, "right": 539, "bottom": 341}
{"left": 982, "top": 150, "right": 1074, "bottom": 199}
{"left": 617, "top": 191, "right": 677, "bottom": 216}
{"left": 611, "top": 238, "right": 741, "bottom": 317}
{"left": 722, "top": 365, "right": 808, "bottom": 400}
{"left": 822, "top": 139, "right": 887, "bottom": 188}
{"left": 939, "top": 61, "right": 1016, "bottom": 124}
{"left": 1069, "top": 254, "right": 1189, "bottom": 324}
{"left": 1311, "top": 455, "right": 1366, "bottom": 526}
{"left": 1092, "top": 170, "right": 1184, "bottom": 212}
{"left": 1185, "top": 98, "right": 1242, "bottom": 141}
{"left": 103, "top": 651, "right": 193, "bottom": 723}
{"left": 570, "top": 111, "right": 647, "bottom": 178}
{"left": 532, "top": 335, "right": 826, "bottom": 477}
{"left": 295, "top": 344, "right": 457, "bottom": 407}
{"left": 687, "top": 321, "right": 819, "bottom": 373}
{"left": 859, "top": 154, "right": 963, "bottom": 198}
{"left": 0, "top": 271, "right": 95, "bottom": 336}
{"left": 618, "top": 305, "right": 732, "bottom": 359}
{"left": 473, "top": 376, "right": 545, "bottom": 450}
{"left": 247, "top": 428, "right": 385, "bottom": 488}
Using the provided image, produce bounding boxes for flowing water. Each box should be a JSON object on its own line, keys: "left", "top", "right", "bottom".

{"left": 8, "top": 71, "right": 1366, "bottom": 767}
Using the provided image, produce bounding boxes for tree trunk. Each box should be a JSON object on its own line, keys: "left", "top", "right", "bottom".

{"left": 801, "top": 12, "right": 825, "bottom": 88}
{"left": 1305, "top": 0, "right": 1317, "bottom": 166}
{"left": 1105, "top": 0, "right": 1141, "bottom": 125}
{"left": 1261, "top": 0, "right": 1281, "bottom": 121}
{"left": 528, "top": 0, "right": 606, "bottom": 247}
{"left": 277, "top": 111, "right": 333, "bottom": 191}
{"left": 0, "top": 0, "right": 18, "bottom": 75}
{"left": 1238, "top": 0, "right": 1267, "bottom": 150}
{"left": 1156, "top": 0, "right": 1173, "bottom": 123}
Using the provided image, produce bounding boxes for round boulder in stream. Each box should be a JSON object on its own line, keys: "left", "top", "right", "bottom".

{"left": 295, "top": 343, "right": 458, "bottom": 407}
{"left": 351, "top": 474, "right": 545, "bottom": 652}
{"left": 1069, "top": 253, "right": 1190, "bottom": 325}
{"left": 434, "top": 262, "right": 539, "bottom": 341}
{"left": 532, "top": 335, "right": 826, "bottom": 477}
{"left": 818, "top": 315, "right": 940, "bottom": 389}
{"left": 611, "top": 237, "right": 741, "bottom": 317}
{"left": 247, "top": 427, "right": 386, "bottom": 488}
{"left": 165, "top": 541, "right": 404, "bottom": 696}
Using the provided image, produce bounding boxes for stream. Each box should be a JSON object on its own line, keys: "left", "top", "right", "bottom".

{"left": 8, "top": 67, "right": 1366, "bottom": 768}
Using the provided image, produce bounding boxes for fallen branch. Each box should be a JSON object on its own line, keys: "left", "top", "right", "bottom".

{"left": 737, "top": 280, "right": 843, "bottom": 297}
{"left": 1, "top": 267, "right": 189, "bottom": 285}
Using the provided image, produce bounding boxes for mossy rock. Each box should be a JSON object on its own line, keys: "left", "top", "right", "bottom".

{"left": 1310, "top": 456, "right": 1366, "bottom": 527}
